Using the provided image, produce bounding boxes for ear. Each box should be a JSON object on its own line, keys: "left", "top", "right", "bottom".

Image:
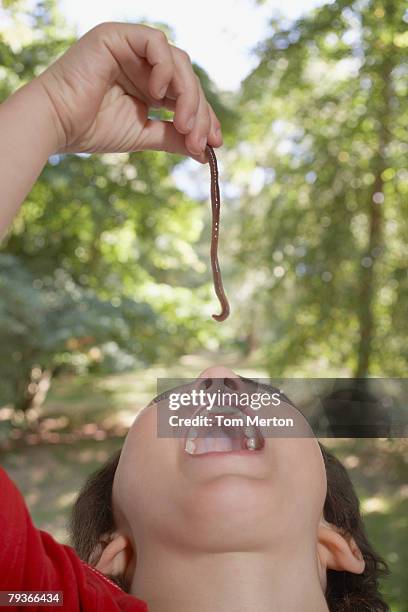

{"left": 317, "top": 521, "right": 365, "bottom": 575}
{"left": 95, "top": 532, "right": 134, "bottom": 578}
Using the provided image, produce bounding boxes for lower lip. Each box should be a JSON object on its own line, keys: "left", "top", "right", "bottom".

{"left": 184, "top": 448, "right": 264, "bottom": 458}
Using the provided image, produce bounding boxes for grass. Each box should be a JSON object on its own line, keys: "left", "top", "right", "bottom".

{"left": 1, "top": 358, "right": 406, "bottom": 611}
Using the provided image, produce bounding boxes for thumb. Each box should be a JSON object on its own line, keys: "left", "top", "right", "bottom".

{"left": 136, "top": 119, "right": 207, "bottom": 163}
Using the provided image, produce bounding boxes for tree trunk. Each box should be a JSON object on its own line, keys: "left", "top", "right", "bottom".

{"left": 355, "top": 171, "right": 385, "bottom": 377}
{"left": 14, "top": 366, "right": 52, "bottom": 417}
{"left": 354, "top": 18, "right": 393, "bottom": 377}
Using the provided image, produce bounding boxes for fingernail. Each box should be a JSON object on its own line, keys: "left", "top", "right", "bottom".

{"left": 199, "top": 137, "right": 207, "bottom": 151}
{"left": 215, "top": 128, "right": 222, "bottom": 141}
{"left": 158, "top": 86, "right": 167, "bottom": 99}
{"left": 186, "top": 116, "right": 195, "bottom": 131}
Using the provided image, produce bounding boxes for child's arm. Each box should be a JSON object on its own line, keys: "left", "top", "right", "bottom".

{"left": 0, "top": 467, "right": 147, "bottom": 609}
{"left": 0, "top": 80, "right": 59, "bottom": 237}
{"left": 0, "top": 22, "right": 222, "bottom": 238}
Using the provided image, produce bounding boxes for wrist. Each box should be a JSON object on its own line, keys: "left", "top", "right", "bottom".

{"left": 11, "top": 78, "right": 65, "bottom": 156}
{"left": 35, "top": 72, "right": 68, "bottom": 153}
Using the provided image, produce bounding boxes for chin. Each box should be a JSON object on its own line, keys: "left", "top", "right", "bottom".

{"left": 175, "top": 476, "right": 281, "bottom": 551}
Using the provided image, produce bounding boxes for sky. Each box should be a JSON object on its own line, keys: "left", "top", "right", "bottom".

{"left": 56, "top": 0, "right": 325, "bottom": 198}
{"left": 59, "top": 0, "right": 324, "bottom": 91}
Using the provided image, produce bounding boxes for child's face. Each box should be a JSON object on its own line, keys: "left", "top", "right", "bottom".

{"left": 112, "top": 366, "right": 327, "bottom": 553}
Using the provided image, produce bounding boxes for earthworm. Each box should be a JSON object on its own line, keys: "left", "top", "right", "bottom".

{"left": 206, "top": 144, "right": 230, "bottom": 322}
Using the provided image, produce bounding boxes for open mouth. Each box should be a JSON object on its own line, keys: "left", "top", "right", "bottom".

{"left": 184, "top": 405, "right": 265, "bottom": 455}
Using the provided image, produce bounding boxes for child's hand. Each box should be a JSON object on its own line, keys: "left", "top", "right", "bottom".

{"left": 38, "top": 22, "right": 222, "bottom": 161}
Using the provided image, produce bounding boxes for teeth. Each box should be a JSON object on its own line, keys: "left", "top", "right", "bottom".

{"left": 210, "top": 406, "right": 240, "bottom": 415}
{"left": 184, "top": 410, "right": 263, "bottom": 455}
{"left": 246, "top": 437, "right": 258, "bottom": 451}
{"left": 244, "top": 425, "right": 257, "bottom": 439}
{"left": 185, "top": 439, "right": 196, "bottom": 454}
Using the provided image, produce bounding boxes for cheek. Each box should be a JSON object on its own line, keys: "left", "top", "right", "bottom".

{"left": 273, "top": 439, "right": 327, "bottom": 527}
{"left": 113, "top": 410, "right": 182, "bottom": 534}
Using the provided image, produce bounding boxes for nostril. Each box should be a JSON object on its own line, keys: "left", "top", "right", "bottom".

{"left": 224, "top": 377, "right": 238, "bottom": 391}
{"left": 199, "top": 378, "right": 212, "bottom": 390}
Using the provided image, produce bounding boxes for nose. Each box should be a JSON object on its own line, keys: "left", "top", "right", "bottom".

{"left": 195, "top": 365, "right": 244, "bottom": 392}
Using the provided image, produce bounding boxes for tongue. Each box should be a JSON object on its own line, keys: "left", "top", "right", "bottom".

{"left": 191, "top": 435, "right": 243, "bottom": 454}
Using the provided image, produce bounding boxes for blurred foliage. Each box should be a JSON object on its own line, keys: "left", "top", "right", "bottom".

{"left": 0, "top": 253, "right": 158, "bottom": 410}
{"left": 0, "top": 1, "right": 407, "bottom": 384}
{"left": 0, "top": 0, "right": 236, "bottom": 410}
{"left": 226, "top": 0, "right": 408, "bottom": 377}
{"left": 0, "top": 2, "right": 406, "bottom": 609}
{"left": 3, "top": 0, "right": 407, "bottom": 406}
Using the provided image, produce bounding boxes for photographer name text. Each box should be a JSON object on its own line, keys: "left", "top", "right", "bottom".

{"left": 168, "top": 414, "right": 294, "bottom": 428}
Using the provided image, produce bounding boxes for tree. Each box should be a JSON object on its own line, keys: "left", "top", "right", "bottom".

{"left": 0, "top": 254, "right": 155, "bottom": 411}
{"left": 230, "top": 0, "right": 408, "bottom": 376}
{"left": 0, "top": 0, "right": 236, "bottom": 411}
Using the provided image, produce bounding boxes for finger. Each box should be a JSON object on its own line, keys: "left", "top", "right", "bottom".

{"left": 113, "top": 50, "right": 178, "bottom": 115}
{"left": 115, "top": 56, "right": 177, "bottom": 114}
{"left": 184, "top": 82, "right": 211, "bottom": 156}
{"left": 116, "top": 70, "right": 177, "bottom": 116}
{"left": 150, "top": 96, "right": 177, "bottom": 111}
{"left": 144, "top": 29, "right": 176, "bottom": 100}
{"left": 94, "top": 24, "right": 203, "bottom": 134}
{"left": 116, "top": 69, "right": 149, "bottom": 103}
{"left": 95, "top": 23, "right": 176, "bottom": 100}
{"left": 206, "top": 103, "right": 223, "bottom": 147}
{"left": 135, "top": 119, "right": 207, "bottom": 163}
{"left": 169, "top": 46, "right": 200, "bottom": 135}
{"left": 116, "top": 65, "right": 178, "bottom": 118}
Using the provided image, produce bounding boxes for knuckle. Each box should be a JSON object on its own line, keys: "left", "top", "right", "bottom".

{"left": 178, "top": 48, "right": 192, "bottom": 64}
{"left": 91, "top": 21, "right": 114, "bottom": 37}
{"left": 153, "top": 28, "right": 168, "bottom": 45}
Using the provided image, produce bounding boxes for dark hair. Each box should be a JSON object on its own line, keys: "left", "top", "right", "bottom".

{"left": 69, "top": 444, "right": 389, "bottom": 610}
{"left": 321, "top": 446, "right": 389, "bottom": 611}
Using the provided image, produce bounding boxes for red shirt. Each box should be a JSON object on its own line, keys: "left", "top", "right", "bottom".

{"left": 0, "top": 467, "right": 148, "bottom": 611}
